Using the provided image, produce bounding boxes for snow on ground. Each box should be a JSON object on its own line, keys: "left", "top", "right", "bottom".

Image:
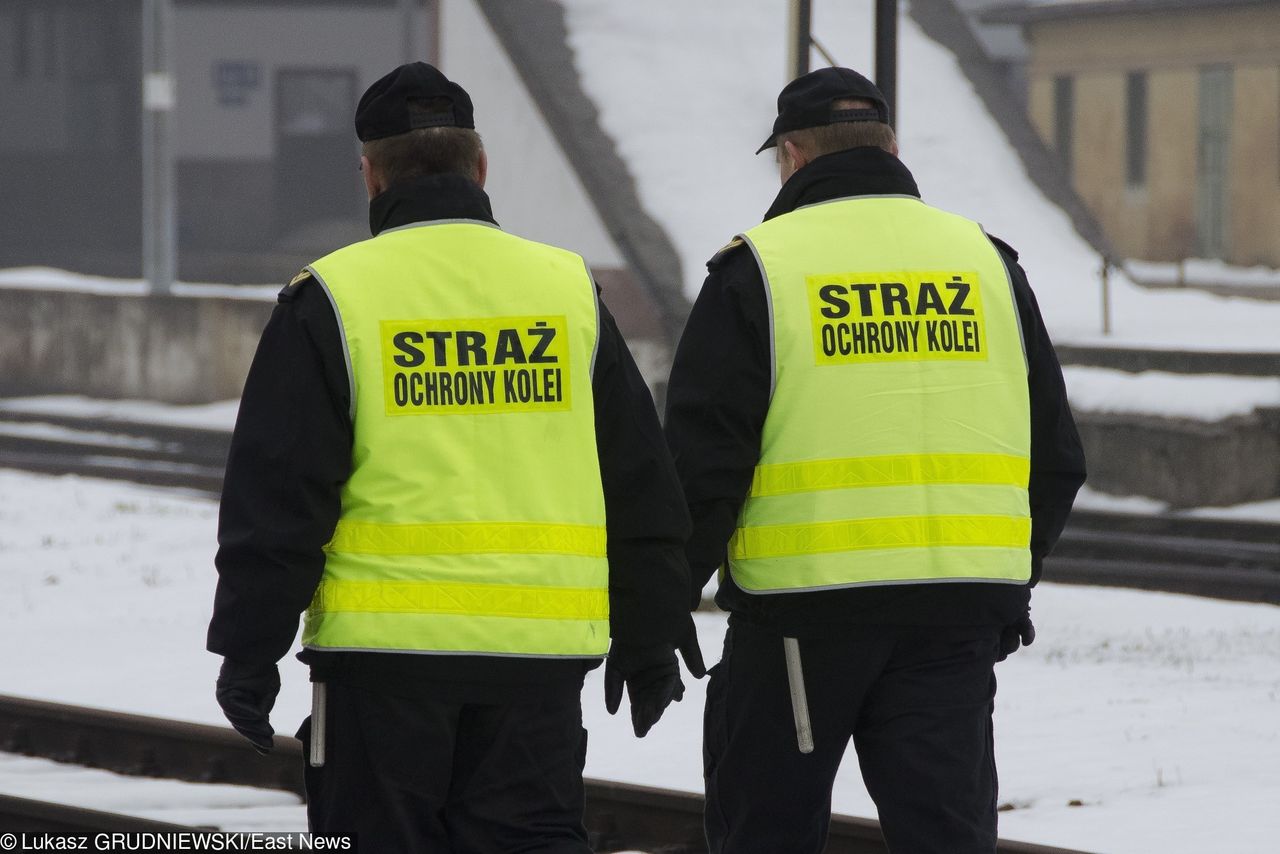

{"left": 1127, "top": 258, "right": 1280, "bottom": 291}
{"left": 559, "top": 0, "right": 1280, "bottom": 350}
{"left": 0, "top": 395, "right": 239, "bottom": 432}
{"left": 1062, "top": 367, "right": 1280, "bottom": 421}
{"left": 1072, "top": 486, "right": 1280, "bottom": 524}
{"left": 1, "top": 470, "right": 1278, "bottom": 850}
{"left": 0, "top": 753, "right": 306, "bottom": 831}
{"left": 0, "top": 267, "right": 277, "bottom": 300}
{"left": 0, "top": 422, "right": 173, "bottom": 451}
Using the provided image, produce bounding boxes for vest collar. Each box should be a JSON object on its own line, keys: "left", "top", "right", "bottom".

{"left": 762, "top": 147, "right": 921, "bottom": 222}
{"left": 369, "top": 174, "right": 498, "bottom": 236}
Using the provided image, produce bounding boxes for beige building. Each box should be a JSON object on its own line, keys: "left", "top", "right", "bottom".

{"left": 985, "top": 0, "right": 1280, "bottom": 267}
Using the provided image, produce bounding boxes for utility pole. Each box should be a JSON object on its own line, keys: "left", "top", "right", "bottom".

{"left": 787, "top": 0, "right": 812, "bottom": 81}
{"left": 788, "top": 0, "right": 897, "bottom": 128}
{"left": 141, "top": 0, "right": 176, "bottom": 295}
{"left": 875, "top": 0, "right": 898, "bottom": 127}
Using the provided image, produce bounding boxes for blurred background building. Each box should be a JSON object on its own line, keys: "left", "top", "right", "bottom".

{"left": 0, "top": 1, "right": 434, "bottom": 280}
{"left": 983, "top": 0, "right": 1280, "bottom": 267}
{"left": 0, "top": 0, "right": 1276, "bottom": 513}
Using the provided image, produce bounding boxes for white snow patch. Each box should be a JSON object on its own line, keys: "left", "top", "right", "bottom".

{"left": 0, "top": 752, "right": 305, "bottom": 831}
{"left": 559, "top": 0, "right": 1280, "bottom": 351}
{"left": 0, "top": 422, "right": 171, "bottom": 451}
{"left": 0, "top": 266, "right": 277, "bottom": 300}
{"left": 1062, "top": 367, "right": 1280, "bottom": 420}
{"left": 1184, "top": 499, "right": 1280, "bottom": 523}
{"left": 1, "top": 469, "right": 1278, "bottom": 851}
{"left": 1128, "top": 258, "right": 1280, "bottom": 290}
{"left": 0, "top": 396, "right": 239, "bottom": 432}
{"left": 1066, "top": 487, "right": 1280, "bottom": 524}
{"left": 1071, "top": 486, "right": 1169, "bottom": 515}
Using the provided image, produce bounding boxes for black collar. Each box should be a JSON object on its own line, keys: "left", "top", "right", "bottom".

{"left": 762, "top": 146, "right": 921, "bottom": 222}
{"left": 368, "top": 174, "right": 498, "bottom": 236}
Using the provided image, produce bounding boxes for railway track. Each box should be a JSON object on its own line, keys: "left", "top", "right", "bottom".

{"left": 0, "top": 694, "right": 1086, "bottom": 853}
{"left": 0, "top": 409, "right": 1276, "bottom": 604}
{"left": 1044, "top": 510, "right": 1280, "bottom": 603}
{"left": 0, "top": 410, "right": 227, "bottom": 494}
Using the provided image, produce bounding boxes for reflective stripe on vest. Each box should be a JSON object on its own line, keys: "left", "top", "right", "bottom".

{"left": 301, "top": 220, "right": 609, "bottom": 656}
{"left": 729, "top": 196, "right": 1032, "bottom": 593}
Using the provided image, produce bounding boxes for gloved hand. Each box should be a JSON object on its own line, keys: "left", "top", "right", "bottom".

{"left": 216, "top": 658, "right": 280, "bottom": 754}
{"left": 676, "top": 614, "right": 707, "bottom": 680}
{"left": 997, "top": 613, "right": 1036, "bottom": 662}
{"left": 604, "top": 615, "right": 707, "bottom": 737}
{"left": 604, "top": 640, "right": 683, "bottom": 737}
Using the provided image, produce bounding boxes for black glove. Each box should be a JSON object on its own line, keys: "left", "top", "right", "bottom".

{"left": 605, "top": 615, "right": 707, "bottom": 737}
{"left": 604, "top": 641, "right": 683, "bottom": 738}
{"left": 216, "top": 659, "right": 280, "bottom": 754}
{"left": 997, "top": 614, "right": 1036, "bottom": 662}
{"left": 676, "top": 613, "right": 707, "bottom": 679}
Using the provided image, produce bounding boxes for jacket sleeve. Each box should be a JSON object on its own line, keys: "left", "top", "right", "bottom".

{"left": 207, "top": 278, "right": 352, "bottom": 666}
{"left": 592, "top": 299, "right": 693, "bottom": 644}
{"left": 997, "top": 241, "right": 1087, "bottom": 584}
{"left": 663, "top": 246, "right": 772, "bottom": 604}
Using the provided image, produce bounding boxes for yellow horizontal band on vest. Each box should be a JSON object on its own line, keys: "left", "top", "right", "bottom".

{"left": 750, "top": 453, "right": 1030, "bottom": 498}
{"left": 730, "top": 514, "right": 1031, "bottom": 560}
{"left": 312, "top": 579, "right": 609, "bottom": 621}
{"left": 328, "top": 520, "right": 607, "bottom": 557}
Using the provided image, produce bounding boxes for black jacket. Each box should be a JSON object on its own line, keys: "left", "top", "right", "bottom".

{"left": 208, "top": 175, "right": 692, "bottom": 699}
{"left": 665, "top": 147, "right": 1086, "bottom": 638}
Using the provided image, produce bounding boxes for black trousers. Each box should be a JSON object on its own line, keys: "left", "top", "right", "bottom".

{"left": 299, "top": 681, "right": 591, "bottom": 854}
{"left": 704, "top": 621, "right": 1001, "bottom": 854}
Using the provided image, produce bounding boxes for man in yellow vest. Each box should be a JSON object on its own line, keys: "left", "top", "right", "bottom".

{"left": 208, "top": 63, "right": 703, "bottom": 851}
{"left": 665, "top": 68, "right": 1086, "bottom": 853}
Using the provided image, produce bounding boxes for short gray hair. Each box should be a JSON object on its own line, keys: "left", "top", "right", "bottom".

{"left": 777, "top": 97, "right": 896, "bottom": 160}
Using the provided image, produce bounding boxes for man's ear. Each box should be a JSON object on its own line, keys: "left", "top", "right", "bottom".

{"left": 783, "top": 139, "right": 808, "bottom": 173}
{"left": 475, "top": 148, "right": 489, "bottom": 189}
{"left": 361, "top": 154, "right": 384, "bottom": 200}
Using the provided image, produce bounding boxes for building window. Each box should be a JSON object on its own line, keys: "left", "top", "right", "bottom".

{"left": 1196, "top": 64, "right": 1233, "bottom": 259}
{"left": 1053, "top": 75, "right": 1074, "bottom": 177}
{"left": 1126, "top": 71, "right": 1147, "bottom": 188}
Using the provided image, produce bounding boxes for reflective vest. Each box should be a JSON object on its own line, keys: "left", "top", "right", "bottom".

{"left": 729, "top": 195, "right": 1032, "bottom": 593}
{"left": 301, "top": 219, "right": 609, "bottom": 657}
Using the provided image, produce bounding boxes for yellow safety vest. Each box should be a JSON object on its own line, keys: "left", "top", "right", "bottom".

{"left": 728, "top": 195, "right": 1032, "bottom": 593}
{"left": 300, "top": 219, "right": 610, "bottom": 657}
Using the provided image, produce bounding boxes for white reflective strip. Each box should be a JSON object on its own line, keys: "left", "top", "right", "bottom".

{"left": 728, "top": 569, "right": 1029, "bottom": 595}
{"left": 305, "top": 266, "right": 356, "bottom": 421}
{"left": 585, "top": 261, "right": 602, "bottom": 378}
{"left": 737, "top": 232, "right": 778, "bottom": 400}
{"left": 989, "top": 235, "right": 1031, "bottom": 375}
{"left": 301, "top": 643, "right": 605, "bottom": 660}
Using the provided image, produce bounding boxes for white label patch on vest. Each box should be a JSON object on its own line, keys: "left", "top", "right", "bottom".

{"left": 380, "top": 316, "right": 572, "bottom": 415}
{"left": 807, "top": 271, "right": 988, "bottom": 365}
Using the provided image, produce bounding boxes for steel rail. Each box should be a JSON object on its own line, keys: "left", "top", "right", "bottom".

{"left": 0, "top": 794, "right": 196, "bottom": 833}
{"left": 0, "top": 694, "right": 1088, "bottom": 852}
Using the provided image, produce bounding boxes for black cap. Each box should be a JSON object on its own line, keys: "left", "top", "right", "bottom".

{"left": 354, "top": 62, "right": 475, "bottom": 142}
{"left": 757, "top": 67, "right": 889, "bottom": 154}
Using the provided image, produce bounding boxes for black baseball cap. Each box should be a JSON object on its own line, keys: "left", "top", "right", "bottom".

{"left": 757, "top": 67, "right": 889, "bottom": 154}
{"left": 354, "top": 62, "right": 475, "bottom": 142}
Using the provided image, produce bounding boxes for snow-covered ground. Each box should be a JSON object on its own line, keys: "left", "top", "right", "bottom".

{"left": 0, "top": 267, "right": 277, "bottom": 300}
{"left": 0, "top": 395, "right": 240, "bottom": 432}
{"left": 1, "top": 469, "right": 1277, "bottom": 852}
{"left": 0, "top": 752, "right": 306, "bottom": 831}
{"left": 1127, "top": 259, "right": 1280, "bottom": 291}
{"left": 558, "top": 0, "right": 1280, "bottom": 351}
{"left": 1062, "top": 367, "right": 1280, "bottom": 421}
